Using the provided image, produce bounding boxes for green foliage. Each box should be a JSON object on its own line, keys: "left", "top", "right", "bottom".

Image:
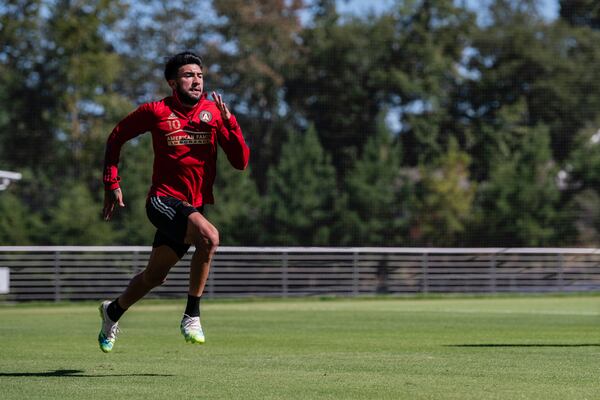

{"left": 391, "top": 0, "right": 476, "bottom": 164}
{"left": 264, "top": 126, "right": 339, "bottom": 245}
{"left": 209, "top": 0, "right": 304, "bottom": 189}
{"left": 465, "top": 3, "right": 600, "bottom": 163}
{"left": 344, "top": 116, "right": 408, "bottom": 245}
{"left": 561, "top": 123, "right": 600, "bottom": 245}
{"left": 559, "top": 0, "right": 600, "bottom": 28}
{"left": 0, "top": 191, "right": 41, "bottom": 245}
{"left": 411, "top": 139, "right": 476, "bottom": 246}
{"left": 45, "top": 0, "right": 129, "bottom": 183}
{"left": 566, "top": 123, "right": 600, "bottom": 190}
{"left": 0, "top": 0, "right": 60, "bottom": 172}
{"left": 467, "top": 100, "right": 536, "bottom": 181}
{"left": 472, "top": 124, "right": 560, "bottom": 246}
{"left": 3, "top": 1, "right": 600, "bottom": 247}
{"left": 564, "top": 189, "right": 600, "bottom": 246}
{"left": 45, "top": 182, "right": 117, "bottom": 245}
{"left": 205, "top": 149, "right": 262, "bottom": 245}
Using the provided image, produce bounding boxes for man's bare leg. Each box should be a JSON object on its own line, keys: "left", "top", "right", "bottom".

{"left": 180, "top": 211, "right": 219, "bottom": 344}
{"left": 185, "top": 211, "right": 219, "bottom": 296}
{"left": 98, "top": 245, "right": 180, "bottom": 352}
{"left": 119, "top": 246, "right": 181, "bottom": 309}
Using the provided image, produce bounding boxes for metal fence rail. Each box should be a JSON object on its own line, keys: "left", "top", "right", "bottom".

{"left": 1, "top": 246, "right": 600, "bottom": 301}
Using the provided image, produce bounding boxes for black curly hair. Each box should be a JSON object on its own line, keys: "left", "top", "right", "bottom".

{"left": 164, "top": 51, "right": 203, "bottom": 81}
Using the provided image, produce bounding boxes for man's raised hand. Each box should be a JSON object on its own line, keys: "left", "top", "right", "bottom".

{"left": 211, "top": 91, "right": 231, "bottom": 120}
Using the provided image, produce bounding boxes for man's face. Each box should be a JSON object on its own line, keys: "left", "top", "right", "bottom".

{"left": 169, "top": 63, "right": 203, "bottom": 106}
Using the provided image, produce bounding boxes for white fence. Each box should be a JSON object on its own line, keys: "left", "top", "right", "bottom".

{"left": 1, "top": 246, "right": 600, "bottom": 301}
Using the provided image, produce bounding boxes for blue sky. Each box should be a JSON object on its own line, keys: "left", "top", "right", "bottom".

{"left": 337, "top": 0, "right": 560, "bottom": 21}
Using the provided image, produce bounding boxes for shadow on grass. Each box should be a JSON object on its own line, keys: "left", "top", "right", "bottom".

{"left": 0, "top": 369, "right": 174, "bottom": 377}
{"left": 447, "top": 344, "right": 600, "bottom": 348}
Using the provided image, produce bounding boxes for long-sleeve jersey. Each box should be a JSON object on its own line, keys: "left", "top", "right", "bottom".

{"left": 103, "top": 92, "right": 250, "bottom": 207}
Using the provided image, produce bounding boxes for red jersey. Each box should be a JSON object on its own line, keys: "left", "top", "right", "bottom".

{"left": 103, "top": 92, "right": 250, "bottom": 207}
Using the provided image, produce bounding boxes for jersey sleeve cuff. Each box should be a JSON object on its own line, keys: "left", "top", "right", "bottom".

{"left": 223, "top": 114, "right": 238, "bottom": 128}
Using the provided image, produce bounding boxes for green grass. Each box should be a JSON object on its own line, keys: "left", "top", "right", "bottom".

{"left": 0, "top": 295, "right": 599, "bottom": 399}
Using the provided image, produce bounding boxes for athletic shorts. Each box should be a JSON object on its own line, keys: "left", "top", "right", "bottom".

{"left": 145, "top": 195, "right": 204, "bottom": 258}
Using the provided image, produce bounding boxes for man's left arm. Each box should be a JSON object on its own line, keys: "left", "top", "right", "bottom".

{"left": 212, "top": 91, "right": 250, "bottom": 170}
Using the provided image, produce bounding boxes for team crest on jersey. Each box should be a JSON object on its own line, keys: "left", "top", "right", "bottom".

{"left": 200, "top": 110, "right": 212, "bottom": 123}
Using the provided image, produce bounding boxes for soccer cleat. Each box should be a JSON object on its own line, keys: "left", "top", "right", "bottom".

{"left": 180, "top": 314, "right": 205, "bottom": 344}
{"left": 98, "top": 300, "right": 120, "bottom": 353}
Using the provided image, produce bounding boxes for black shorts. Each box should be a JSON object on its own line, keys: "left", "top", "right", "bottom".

{"left": 146, "top": 196, "right": 204, "bottom": 258}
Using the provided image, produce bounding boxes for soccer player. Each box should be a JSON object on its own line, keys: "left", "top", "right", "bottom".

{"left": 98, "top": 51, "right": 250, "bottom": 353}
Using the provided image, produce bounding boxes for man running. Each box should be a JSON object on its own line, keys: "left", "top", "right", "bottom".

{"left": 98, "top": 51, "right": 250, "bottom": 352}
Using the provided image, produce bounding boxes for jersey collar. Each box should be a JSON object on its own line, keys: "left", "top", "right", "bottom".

{"left": 171, "top": 90, "right": 208, "bottom": 118}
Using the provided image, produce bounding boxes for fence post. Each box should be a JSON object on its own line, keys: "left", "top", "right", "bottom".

{"left": 282, "top": 251, "right": 288, "bottom": 297}
{"left": 558, "top": 253, "right": 564, "bottom": 292}
{"left": 207, "top": 253, "right": 215, "bottom": 299}
{"left": 133, "top": 250, "right": 139, "bottom": 272}
{"left": 53, "top": 250, "right": 61, "bottom": 302}
{"left": 490, "top": 253, "right": 497, "bottom": 293}
{"left": 422, "top": 253, "right": 429, "bottom": 294}
{"left": 352, "top": 251, "right": 359, "bottom": 296}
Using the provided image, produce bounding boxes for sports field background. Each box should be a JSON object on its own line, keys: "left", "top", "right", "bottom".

{"left": 1, "top": 295, "right": 598, "bottom": 399}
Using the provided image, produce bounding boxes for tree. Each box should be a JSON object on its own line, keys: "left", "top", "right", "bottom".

{"left": 0, "top": 0, "right": 60, "bottom": 172}
{"left": 286, "top": 0, "right": 476, "bottom": 178}
{"left": 46, "top": 0, "right": 129, "bottom": 183}
{"left": 411, "top": 139, "right": 476, "bottom": 246}
{"left": 563, "top": 189, "right": 600, "bottom": 246}
{"left": 566, "top": 123, "right": 600, "bottom": 190}
{"left": 207, "top": 0, "right": 304, "bottom": 192}
{"left": 0, "top": 0, "right": 131, "bottom": 243}
{"left": 285, "top": 10, "right": 381, "bottom": 176}
{"left": 263, "top": 126, "right": 339, "bottom": 245}
{"left": 391, "top": 0, "right": 476, "bottom": 163}
{"left": 559, "top": 0, "right": 600, "bottom": 29}
{"left": 470, "top": 123, "right": 560, "bottom": 246}
{"left": 561, "top": 123, "right": 600, "bottom": 245}
{"left": 344, "top": 114, "right": 408, "bottom": 245}
{"left": 204, "top": 148, "right": 262, "bottom": 245}
{"left": 463, "top": 0, "right": 600, "bottom": 165}
{"left": 45, "top": 182, "right": 117, "bottom": 245}
{"left": 0, "top": 191, "right": 42, "bottom": 245}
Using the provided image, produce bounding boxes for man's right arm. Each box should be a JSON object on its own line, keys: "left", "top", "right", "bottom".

{"left": 102, "top": 104, "right": 154, "bottom": 220}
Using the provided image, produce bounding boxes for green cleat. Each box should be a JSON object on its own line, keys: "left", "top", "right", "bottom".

{"left": 98, "top": 301, "right": 120, "bottom": 353}
{"left": 180, "top": 314, "right": 205, "bottom": 344}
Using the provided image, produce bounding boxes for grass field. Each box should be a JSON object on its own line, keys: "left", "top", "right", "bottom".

{"left": 0, "top": 295, "right": 598, "bottom": 399}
